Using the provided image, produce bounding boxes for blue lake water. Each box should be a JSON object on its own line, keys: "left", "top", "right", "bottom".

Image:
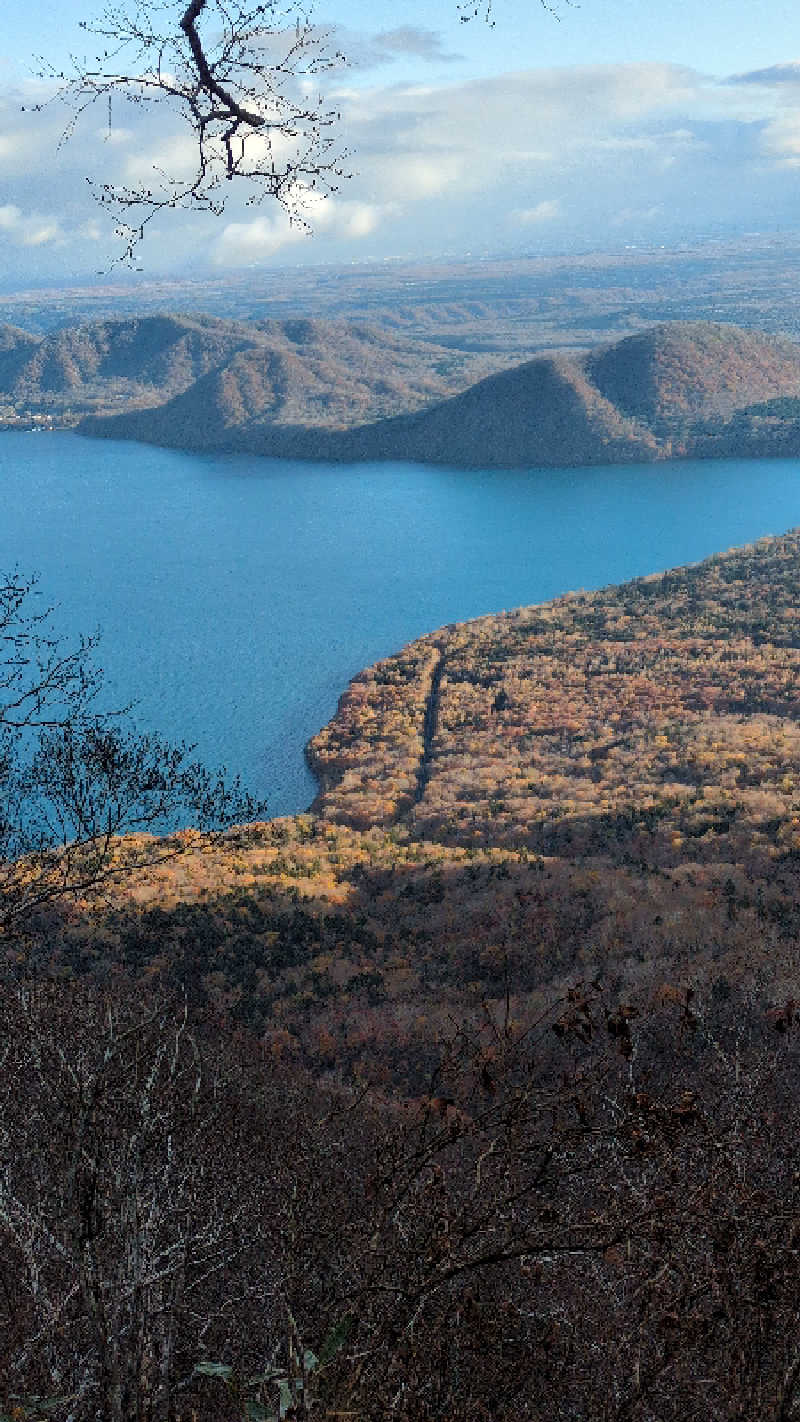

{"left": 3, "top": 430, "right": 800, "bottom": 816}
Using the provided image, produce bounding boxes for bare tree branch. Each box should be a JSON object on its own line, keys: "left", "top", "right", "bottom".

{"left": 0, "top": 571, "right": 266, "bottom": 943}
{"left": 30, "top": 0, "right": 348, "bottom": 263}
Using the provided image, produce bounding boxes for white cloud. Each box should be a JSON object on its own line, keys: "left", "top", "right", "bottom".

{"left": 212, "top": 213, "right": 304, "bottom": 264}
{"left": 318, "top": 200, "right": 385, "bottom": 237}
{"left": 97, "top": 125, "right": 135, "bottom": 146}
{"left": 373, "top": 28, "right": 462, "bottom": 64}
{"left": 123, "top": 134, "right": 199, "bottom": 185}
{"left": 317, "top": 24, "right": 463, "bottom": 72}
{"left": 760, "top": 112, "right": 800, "bottom": 163}
{"left": 21, "top": 220, "right": 61, "bottom": 246}
{"left": 211, "top": 196, "right": 389, "bottom": 264}
{"left": 0, "top": 201, "right": 62, "bottom": 246}
{"left": 728, "top": 62, "right": 800, "bottom": 87}
{"left": 609, "top": 204, "right": 664, "bottom": 227}
{"left": 369, "top": 153, "right": 466, "bottom": 201}
{"left": 513, "top": 199, "right": 562, "bottom": 224}
{"left": 0, "top": 117, "right": 60, "bottom": 172}
{"left": 331, "top": 61, "right": 719, "bottom": 209}
{"left": 0, "top": 56, "right": 797, "bottom": 276}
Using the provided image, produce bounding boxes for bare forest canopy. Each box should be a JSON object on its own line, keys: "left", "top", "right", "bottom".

{"left": 0, "top": 311, "right": 508, "bottom": 429}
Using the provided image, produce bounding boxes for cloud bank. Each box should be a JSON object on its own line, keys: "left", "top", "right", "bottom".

{"left": 0, "top": 49, "right": 797, "bottom": 278}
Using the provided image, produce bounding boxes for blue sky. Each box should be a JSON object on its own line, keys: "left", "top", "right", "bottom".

{"left": 1, "top": 0, "right": 800, "bottom": 278}
{"left": 5, "top": 0, "right": 799, "bottom": 84}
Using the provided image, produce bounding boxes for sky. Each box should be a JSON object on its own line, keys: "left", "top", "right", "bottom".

{"left": 1, "top": 0, "right": 800, "bottom": 279}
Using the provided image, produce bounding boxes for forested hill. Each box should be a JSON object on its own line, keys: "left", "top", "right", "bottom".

{"left": 0, "top": 313, "right": 259, "bottom": 413}
{"left": 307, "top": 528, "right": 800, "bottom": 861}
{"left": 4, "top": 312, "right": 800, "bottom": 464}
{"left": 35, "top": 529, "right": 800, "bottom": 1090}
{"left": 585, "top": 320, "right": 800, "bottom": 428}
{"left": 0, "top": 311, "right": 504, "bottom": 423}
{"left": 79, "top": 318, "right": 800, "bottom": 466}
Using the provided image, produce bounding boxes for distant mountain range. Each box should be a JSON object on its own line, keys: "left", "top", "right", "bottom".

{"left": 4, "top": 313, "right": 800, "bottom": 466}
{"left": 0, "top": 312, "right": 505, "bottom": 426}
{"left": 0, "top": 314, "right": 259, "bottom": 414}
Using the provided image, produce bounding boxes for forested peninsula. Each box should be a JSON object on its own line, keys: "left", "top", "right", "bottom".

{"left": 9, "top": 527, "right": 800, "bottom": 1419}
{"left": 24, "top": 529, "right": 800, "bottom": 1079}
{"left": 5, "top": 311, "right": 800, "bottom": 466}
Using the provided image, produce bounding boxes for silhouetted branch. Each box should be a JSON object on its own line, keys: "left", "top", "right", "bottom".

{"left": 32, "top": 0, "right": 347, "bottom": 262}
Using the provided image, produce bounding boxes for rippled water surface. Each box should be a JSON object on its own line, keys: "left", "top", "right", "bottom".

{"left": 3, "top": 431, "right": 799, "bottom": 814}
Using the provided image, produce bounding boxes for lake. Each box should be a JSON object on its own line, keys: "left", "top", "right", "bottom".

{"left": 3, "top": 430, "right": 800, "bottom": 817}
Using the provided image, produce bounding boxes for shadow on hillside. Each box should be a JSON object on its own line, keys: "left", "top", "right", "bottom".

{"left": 410, "top": 794, "right": 794, "bottom": 874}
{"left": 16, "top": 828, "right": 800, "bottom": 1092}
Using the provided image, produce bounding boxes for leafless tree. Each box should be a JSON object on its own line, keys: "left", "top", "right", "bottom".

{"left": 5, "top": 967, "right": 800, "bottom": 1421}
{"left": 32, "top": 0, "right": 348, "bottom": 262}
{"left": 29, "top": 0, "right": 525, "bottom": 264}
{"left": 0, "top": 571, "right": 264, "bottom": 945}
{"left": 0, "top": 984, "right": 222, "bottom": 1420}
{"left": 0, "top": 979, "right": 375, "bottom": 1422}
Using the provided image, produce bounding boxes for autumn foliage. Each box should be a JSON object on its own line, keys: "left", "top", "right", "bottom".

{"left": 6, "top": 532, "right": 800, "bottom": 1417}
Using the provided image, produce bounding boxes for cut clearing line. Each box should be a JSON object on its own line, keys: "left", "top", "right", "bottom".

{"left": 412, "top": 651, "right": 447, "bottom": 808}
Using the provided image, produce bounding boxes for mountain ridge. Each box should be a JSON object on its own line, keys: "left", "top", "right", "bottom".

{"left": 3, "top": 312, "right": 800, "bottom": 466}
{"left": 0, "top": 311, "right": 507, "bottom": 426}
{"left": 78, "top": 318, "right": 800, "bottom": 467}
{"left": 0, "top": 313, "right": 263, "bottom": 413}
